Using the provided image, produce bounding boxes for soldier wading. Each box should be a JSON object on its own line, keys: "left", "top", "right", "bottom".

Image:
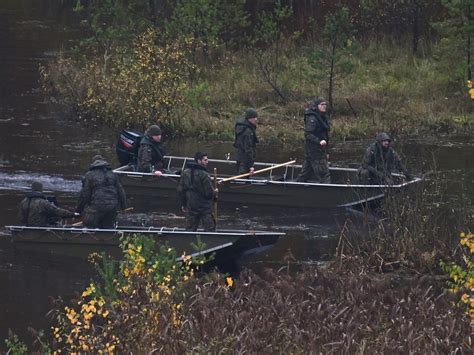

{"left": 358, "top": 132, "right": 412, "bottom": 185}
{"left": 76, "top": 155, "right": 127, "bottom": 228}
{"left": 19, "top": 181, "right": 76, "bottom": 226}
{"left": 177, "top": 152, "right": 218, "bottom": 231}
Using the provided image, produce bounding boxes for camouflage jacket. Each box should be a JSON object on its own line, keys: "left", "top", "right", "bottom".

{"left": 177, "top": 163, "right": 216, "bottom": 214}
{"left": 19, "top": 192, "right": 74, "bottom": 226}
{"left": 234, "top": 117, "right": 258, "bottom": 168}
{"left": 361, "top": 142, "right": 409, "bottom": 178}
{"left": 137, "top": 136, "right": 166, "bottom": 173}
{"left": 76, "top": 159, "right": 127, "bottom": 213}
{"left": 304, "top": 108, "right": 330, "bottom": 160}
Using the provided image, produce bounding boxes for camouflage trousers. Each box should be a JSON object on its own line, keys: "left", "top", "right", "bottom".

{"left": 185, "top": 211, "right": 216, "bottom": 232}
{"left": 296, "top": 158, "right": 331, "bottom": 183}
{"left": 82, "top": 206, "right": 118, "bottom": 229}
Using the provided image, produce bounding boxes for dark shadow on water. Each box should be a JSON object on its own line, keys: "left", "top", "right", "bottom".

{"left": 0, "top": 242, "right": 94, "bottom": 350}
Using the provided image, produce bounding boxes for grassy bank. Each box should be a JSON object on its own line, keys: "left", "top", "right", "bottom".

{"left": 181, "top": 41, "right": 472, "bottom": 143}
{"left": 43, "top": 39, "right": 473, "bottom": 145}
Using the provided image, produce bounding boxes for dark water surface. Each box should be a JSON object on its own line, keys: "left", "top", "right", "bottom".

{"left": 0, "top": 1, "right": 473, "bottom": 347}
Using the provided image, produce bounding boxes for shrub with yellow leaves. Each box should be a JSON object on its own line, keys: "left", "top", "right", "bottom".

{"left": 52, "top": 234, "right": 202, "bottom": 353}
{"left": 41, "top": 27, "right": 195, "bottom": 132}
{"left": 468, "top": 80, "right": 474, "bottom": 99}
{"left": 440, "top": 232, "right": 474, "bottom": 323}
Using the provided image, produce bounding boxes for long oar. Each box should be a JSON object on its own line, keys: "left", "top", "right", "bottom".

{"left": 218, "top": 160, "right": 296, "bottom": 184}
{"left": 154, "top": 170, "right": 178, "bottom": 180}
{"left": 71, "top": 207, "right": 134, "bottom": 227}
{"left": 213, "top": 168, "right": 218, "bottom": 227}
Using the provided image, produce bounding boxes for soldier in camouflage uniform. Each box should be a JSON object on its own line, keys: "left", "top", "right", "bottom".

{"left": 177, "top": 152, "right": 218, "bottom": 231}
{"left": 19, "top": 181, "right": 76, "bottom": 226}
{"left": 296, "top": 98, "right": 331, "bottom": 183}
{"left": 234, "top": 108, "right": 259, "bottom": 175}
{"left": 76, "top": 155, "right": 127, "bottom": 228}
{"left": 137, "top": 125, "right": 166, "bottom": 176}
{"left": 358, "top": 132, "right": 413, "bottom": 185}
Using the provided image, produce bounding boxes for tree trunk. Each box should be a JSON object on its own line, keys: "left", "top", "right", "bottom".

{"left": 467, "top": 5, "right": 472, "bottom": 81}
{"left": 412, "top": 1, "right": 422, "bottom": 55}
{"left": 148, "top": 0, "right": 157, "bottom": 27}
{"left": 328, "top": 40, "right": 336, "bottom": 108}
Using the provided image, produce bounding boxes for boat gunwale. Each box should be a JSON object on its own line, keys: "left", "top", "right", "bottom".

{"left": 113, "top": 166, "right": 422, "bottom": 189}
{"left": 5, "top": 225, "right": 286, "bottom": 237}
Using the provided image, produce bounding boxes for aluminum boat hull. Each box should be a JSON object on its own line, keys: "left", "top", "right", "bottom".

{"left": 114, "top": 156, "right": 422, "bottom": 208}
{"left": 6, "top": 225, "right": 283, "bottom": 263}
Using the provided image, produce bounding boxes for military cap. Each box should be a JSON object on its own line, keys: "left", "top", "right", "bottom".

{"left": 146, "top": 125, "right": 162, "bottom": 136}
{"left": 244, "top": 108, "right": 258, "bottom": 120}
{"left": 310, "top": 97, "right": 328, "bottom": 107}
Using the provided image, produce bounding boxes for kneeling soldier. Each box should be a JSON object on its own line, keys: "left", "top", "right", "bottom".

{"left": 19, "top": 181, "right": 76, "bottom": 226}
{"left": 358, "top": 132, "right": 412, "bottom": 185}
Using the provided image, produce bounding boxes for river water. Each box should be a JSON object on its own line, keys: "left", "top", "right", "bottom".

{"left": 0, "top": 1, "right": 472, "bottom": 347}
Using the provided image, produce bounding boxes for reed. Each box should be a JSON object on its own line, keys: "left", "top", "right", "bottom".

{"left": 336, "top": 169, "right": 470, "bottom": 274}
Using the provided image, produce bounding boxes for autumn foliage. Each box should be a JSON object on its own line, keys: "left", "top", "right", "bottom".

{"left": 41, "top": 28, "right": 194, "bottom": 132}
{"left": 47, "top": 230, "right": 473, "bottom": 353}
{"left": 52, "top": 234, "right": 199, "bottom": 353}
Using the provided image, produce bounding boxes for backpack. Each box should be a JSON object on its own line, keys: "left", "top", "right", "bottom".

{"left": 116, "top": 129, "right": 144, "bottom": 166}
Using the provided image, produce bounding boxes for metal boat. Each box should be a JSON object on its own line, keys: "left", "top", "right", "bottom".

{"left": 5, "top": 225, "right": 284, "bottom": 263}
{"left": 113, "top": 156, "right": 422, "bottom": 208}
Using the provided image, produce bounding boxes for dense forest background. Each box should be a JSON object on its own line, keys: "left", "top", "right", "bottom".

{"left": 42, "top": 0, "right": 473, "bottom": 141}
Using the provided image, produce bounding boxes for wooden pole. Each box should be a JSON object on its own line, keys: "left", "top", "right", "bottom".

{"left": 218, "top": 160, "right": 296, "bottom": 184}
{"left": 213, "top": 168, "right": 218, "bottom": 227}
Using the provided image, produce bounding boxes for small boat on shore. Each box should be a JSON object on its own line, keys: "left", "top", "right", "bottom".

{"left": 5, "top": 225, "right": 283, "bottom": 264}
{"left": 113, "top": 156, "right": 422, "bottom": 209}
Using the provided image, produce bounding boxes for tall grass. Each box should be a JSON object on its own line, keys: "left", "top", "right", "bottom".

{"left": 172, "top": 266, "right": 470, "bottom": 353}
{"left": 336, "top": 166, "right": 471, "bottom": 275}
{"left": 44, "top": 38, "right": 472, "bottom": 142}
{"left": 172, "top": 39, "right": 472, "bottom": 142}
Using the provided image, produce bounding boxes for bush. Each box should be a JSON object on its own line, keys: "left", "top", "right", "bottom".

{"left": 41, "top": 28, "right": 195, "bottom": 133}
{"left": 52, "top": 234, "right": 204, "bottom": 353}
{"left": 440, "top": 232, "right": 474, "bottom": 322}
